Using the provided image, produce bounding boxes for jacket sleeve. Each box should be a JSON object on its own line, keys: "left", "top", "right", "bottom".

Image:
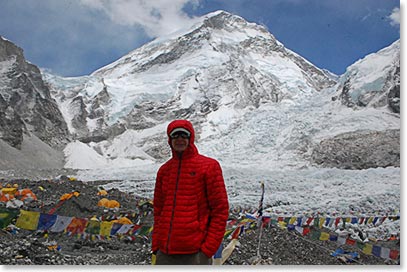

{"left": 200, "top": 160, "right": 229, "bottom": 258}
{"left": 152, "top": 166, "right": 164, "bottom": 253}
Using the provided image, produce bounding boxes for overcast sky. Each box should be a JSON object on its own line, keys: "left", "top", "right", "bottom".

{"left": 0, "top": 0, "right": 400, "bottom": 77}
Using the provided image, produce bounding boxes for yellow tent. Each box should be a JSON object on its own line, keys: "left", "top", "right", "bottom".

{"left": 1, "top": 187, "right": 18, "bottom": 195}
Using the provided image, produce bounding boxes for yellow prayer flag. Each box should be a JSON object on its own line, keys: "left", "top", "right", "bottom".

{"left": 16, "top": 210, "right": 40, "bottom": 230}
{"left": 100, "top": 221, "right": 114, "bottom": 237}
{"left": 319, "top": 232, "right": 330, "bottom": 241}
{"left": 363, "top": 244, "right": 373, "bottom": 255}
{"left": 278, "top": 221, "right": 287, "bottom": 229}
{"left": 345, "top": 217, "right": 351, "bottom": 223}
{"left": 368, "top": 217, "right": 374, "bottom": 224}
{"left": 289, "top": 217, "right": 297, "bottom": 225}
{"left": 319, "top": 218, "right": 326, "bottom": 228}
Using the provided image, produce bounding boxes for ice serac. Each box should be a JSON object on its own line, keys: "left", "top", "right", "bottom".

{"left": 0, "top": 36, "right": 70, "bottom": 150}
{"left": 335, "top": 39, "right": 400, "bottom": 113}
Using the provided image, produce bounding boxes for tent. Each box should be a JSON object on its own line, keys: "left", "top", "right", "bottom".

{"left": 112, "top": 217, "right": 133, "bottom": 225}
{"left": 97, "top": 190, "right": 108, "bottom": 196}
{"left": 0, "top": 193, "right": 15, "bottom": 202}
{"left": 97, "top": 198, "right": 120, "bottom": 209}
{"left": 60, "top": 191, "right": 80, "bottom": 201}
{"left": 97, "top": 198, "right": 109, "bottom": 207}
{"left": 1, "top": 187, "right": 18, "bottom": 195}
{"left": 106, "top": 200, "right": 120, "bottom": 208}
{"left": 18, "top": 188, "right": 38, "bottom": 201}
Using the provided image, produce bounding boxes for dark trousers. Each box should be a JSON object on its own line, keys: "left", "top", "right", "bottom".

{"left": 156, "top": 250, "right": 212, "bottom": 265}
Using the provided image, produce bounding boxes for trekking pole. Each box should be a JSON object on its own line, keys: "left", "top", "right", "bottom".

{"left": 256, "top": 182, "right": 265, "bottom": 258}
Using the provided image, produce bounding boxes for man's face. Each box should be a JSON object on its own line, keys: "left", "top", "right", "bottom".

{"left": 170, "top": 132, "right": 190, "bottom": 153}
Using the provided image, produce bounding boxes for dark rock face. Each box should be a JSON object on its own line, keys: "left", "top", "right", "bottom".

{"left": 387, "top": 67, "right": 400, "bottom": 113}
{"left": 311, "top": 129, "right": 400, "bottom": 169}
{"left": 0, "top": 36, "right": 70, "bottom": 150}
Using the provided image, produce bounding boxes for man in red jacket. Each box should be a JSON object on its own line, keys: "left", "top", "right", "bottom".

{"left": 152, "top": 119, "right": 229, "bottom": 265}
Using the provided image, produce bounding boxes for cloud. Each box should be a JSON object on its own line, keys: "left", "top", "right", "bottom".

{"left": 80, "top": 0, "right": 201, "bottom": 37}
{"left": 388, "top": 7, "right": 400, "bottom": 27}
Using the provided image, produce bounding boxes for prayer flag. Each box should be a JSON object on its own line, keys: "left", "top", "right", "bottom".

{"left": 334, "top": 217, "right": 341, "bottom": 227}
{"left": 86, "top": 220, "right": 101, "bottom": 234}
{"left": 37, "top": 213, "right": 57, "bottom": 230}
{"left": 319, "top": 232, "right": 330, "bottom": 241}
{"left": 49, "top": 215, "right": 73, "bottom": 233}
{"left": 0, "top": 208, "right": 19, "bottom": 228}
{"left": 363, "top": 244, "right": 373, "bottom": 255}
{"left": 337, "top": 236, "right": 346, "bottom": 245}
{"left": 372, "top": 245, "right": 381, "bottom": 257}
{"left": 110, "top": 222, "right": 122, "bottom": 236}
{"left": 311, "top": 230, "right": 321, "bottom": 240}
{"left": 16, "top": 210, "right": 40, "bottom": 230}
{"left": 302, "top": 227, "right": 310, "bottom": 236}
{"left": 389, "top": 249, "right": 399, "bottom": 260}
{"left": 116, "top": 224, "right": 134, "bottom": 234}
{"left": 380, "top": 247, "right": 391, "bottom": 259}
{"left": 100, "top": 221, "right": 114, "bottom": 237}
{"left": 319, "top": 218, "right": 325, "bottom": 228}
{"left": 329, "top": 234, "right": 338, "bottom": 241}
{"left": 66, "top": 218, "right": 88, "bottom": 234}
{"left": 346, "top": 238, "right": 356, "bottom": 246}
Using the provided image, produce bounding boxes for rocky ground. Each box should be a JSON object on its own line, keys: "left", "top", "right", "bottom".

{"left": 0, "top": 177, "right": 400, "bottom": 266}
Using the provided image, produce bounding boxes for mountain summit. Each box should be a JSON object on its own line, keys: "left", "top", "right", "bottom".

{"left": 49, "top": 11, "right": 336, "bottom": 144}
{"left": 0, "top": 11, "right": 400, "bottom": 172}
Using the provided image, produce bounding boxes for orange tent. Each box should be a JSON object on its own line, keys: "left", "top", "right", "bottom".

{"left": 60, "top": 191, "right": 80, "bottom": 201}
{"left": 0, "top": 193, "right": 15, "bottom": 202}
{"left": 112, "top": 217, "right": 133, "bottom": 225}
{"left": 106, "top": 200, "right": 120, "bottom": 208}
{"left": 19, "top": 188, "right": 38, "bottom": 201}
{"left": 97, "top": 198, "right": 109, "bottom": 207}
{"left": 97, "top": 199, "right": 120, "bottom": 208}
{"left": 97, "top": 190, "right": 108, "bottom": 196}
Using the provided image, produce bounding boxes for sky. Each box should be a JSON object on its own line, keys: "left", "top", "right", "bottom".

{"left": 0, "top": 0, "right": 400, "bottom": 77}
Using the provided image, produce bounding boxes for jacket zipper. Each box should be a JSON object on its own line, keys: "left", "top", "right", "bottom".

{"left": 166, "top": 154, "right": 182, "bottom": 253}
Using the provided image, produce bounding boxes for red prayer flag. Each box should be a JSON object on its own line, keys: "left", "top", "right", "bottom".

{"left": 390, "top": 249, "right": 399, "bottom": 260}
{"left": 346, "top": 238, "right": 356, "bottom": 246}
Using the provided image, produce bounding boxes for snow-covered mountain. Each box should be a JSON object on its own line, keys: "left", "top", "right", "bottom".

{"left": 40, "top": 11, "right": 399, "bottom": 172}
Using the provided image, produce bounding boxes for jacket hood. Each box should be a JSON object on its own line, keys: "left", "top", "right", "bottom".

{"left": 167, "top": 120, "right": 198, "bottom": 158}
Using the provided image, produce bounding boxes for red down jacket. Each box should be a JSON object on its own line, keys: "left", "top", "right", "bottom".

{"left": 152, "top": 120, "right": 229, "bottom": 258}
